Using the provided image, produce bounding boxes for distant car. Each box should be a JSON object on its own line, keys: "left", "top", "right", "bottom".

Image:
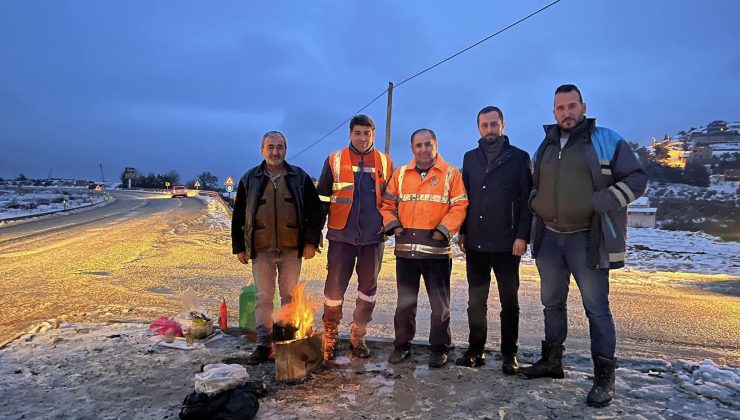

{"left": 171, "top": 186, "right": 188, "bottom": 198}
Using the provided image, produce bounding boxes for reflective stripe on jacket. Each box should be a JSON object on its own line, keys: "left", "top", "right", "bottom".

{"left": 380, "top": 154, "right": 468, "bottom": 259}
{"left": 320, "top": 147, "right": 390, "bottom": 230}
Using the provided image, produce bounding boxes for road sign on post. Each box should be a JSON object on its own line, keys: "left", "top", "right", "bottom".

{"left": 165, "top": 181, "right": 171, "bottom": 188}
{"left": 224, "top": 176, "right": 235, "bottom": 199}
{"left": 124, "top": 167, "right": 135, "bottom": 189}
{"left": 193, "top": 180, "right": 201, "bottom": 190}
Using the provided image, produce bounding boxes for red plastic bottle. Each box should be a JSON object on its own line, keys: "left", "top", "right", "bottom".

{"left": 219, "top": 297, "right": 228, "bottom": 331}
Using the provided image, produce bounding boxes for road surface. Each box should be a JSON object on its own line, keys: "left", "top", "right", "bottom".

{"left": 1, "top": 190, "right": 738, "bottom": 364}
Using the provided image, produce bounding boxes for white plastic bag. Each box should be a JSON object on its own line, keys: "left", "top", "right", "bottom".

{"left": 194, "top": 363, "right": 249, "bottom": 396}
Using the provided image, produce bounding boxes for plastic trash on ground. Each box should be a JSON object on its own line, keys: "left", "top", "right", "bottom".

{"left": 148, "top": 316, "right": 182, "bottom": 337}
{"left": 194, "top": 363, "right": 249, "bottom": 396}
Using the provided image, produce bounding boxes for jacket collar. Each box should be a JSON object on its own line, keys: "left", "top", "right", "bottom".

{"left": 405, "top": 153, "right": 448, "bottom": 172}
{"left": 477, "top": 134, "right": 511, "bottom": 151}
{"left": 543, "top": 117, "right": 596, "bottom": 144}
{"left": 255, "top": 160, "right": 296, "bottom": 177}
{"left": 349, "top": 143, "right": 375, "bottom": 156}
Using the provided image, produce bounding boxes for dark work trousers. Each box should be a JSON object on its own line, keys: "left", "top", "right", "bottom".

{"left": 322, "top": 240, "right": 384, "bottom": 328}
{"left": 465, "top": 250, "right": 521, "bottom": 356}
{"left": 394, "top": 257, "right": 452, "bottom": 354}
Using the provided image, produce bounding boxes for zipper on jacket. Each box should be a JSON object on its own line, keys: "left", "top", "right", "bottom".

{"left": 355, "top": 154, "right": 364, "bottom": 243}
{"left": 554, "top": 141, "right": 561, "bottom": 227}
{"left": 511, "top": 202, "right": 515, "bottom": 230}
{"left": 272, "top": 177, "right": 280, "bottom": 255}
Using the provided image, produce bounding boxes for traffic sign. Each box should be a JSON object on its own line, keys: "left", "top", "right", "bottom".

{"left": 226, "top": 185, "right": 234, "bottom": 193}
{"left": 194, "top": 180, "right": 201, "bottom": 188}
{"left": 165, "top": 181, "right": 171, "bottom": 187}
{"left": 224, "top": 176, "right": 235, "bottom": 186}
{"left": 95, "top": 185, "right": 102, "bottom": 191}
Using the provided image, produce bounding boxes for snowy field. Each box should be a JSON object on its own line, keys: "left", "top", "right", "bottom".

{"left": 0, "top": 185, "right": 109, "bottom": 221}
{"left": 649, "top": 179, "right": 740, "bottom": 201}
{"left": 389, "top": 226, "right": 740, "bottom": 277}
{"left": 626, "top": 227, "right": 740, "bottom": 276}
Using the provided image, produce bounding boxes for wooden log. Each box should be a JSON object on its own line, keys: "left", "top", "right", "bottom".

{"left": 274, "top": 332, "right": 324, "bottom": 382}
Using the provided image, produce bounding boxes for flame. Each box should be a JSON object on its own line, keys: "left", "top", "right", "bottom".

{"left": 274, "top": 283, "right": 317, "bottom": 339}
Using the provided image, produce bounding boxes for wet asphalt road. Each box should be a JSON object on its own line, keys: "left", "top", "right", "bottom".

{"left": 1, "top": 191, "right": 738, "bottom": 364}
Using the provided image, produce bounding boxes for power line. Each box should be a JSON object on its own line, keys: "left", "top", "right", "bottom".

{"left": 290, "top": 0, "right": 562, "bottom": 158}
{"left": 290, "top": 88, "right": 388, "bottom": 159}
{"left": 395, "top": 0, "right": 562, "bottom": 88}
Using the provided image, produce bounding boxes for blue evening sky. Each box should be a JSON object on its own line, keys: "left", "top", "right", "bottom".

{"left": 1, "top": 1, "right": 738, "bottom": 183}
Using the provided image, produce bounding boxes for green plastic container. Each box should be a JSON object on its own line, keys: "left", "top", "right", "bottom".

{"left": 239, "top": 284, "right": 281, "bottom": 331}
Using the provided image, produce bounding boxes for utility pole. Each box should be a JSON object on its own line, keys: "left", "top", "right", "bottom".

{"left": 99, "top": 164, "right": 105, "bottom": 182}
{"left": 384, "top": 81, "right": 394, "bottom": 156}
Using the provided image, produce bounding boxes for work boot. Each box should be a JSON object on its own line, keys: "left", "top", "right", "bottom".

{"left": 519, "top": 341, "right": 565, "bottom": 379}
{"left": 350, "top": 323, "right": 371, "bottom": 358}
{"left": 587, "top": 357, "right": 617, "bottom": 408}
{"left": 388, "top": 348, "right": 410, "bottom": 364}
{"left": 455, "top": 351, "right": 486, "bottom": 368}
{"left": 322, "top": 323, "right": 338, "bottom": 361}
{"left": 429, "top": 352, "right": 448, "bottom": 368}
{"left": 246, "top": 345, "right": 274, "bottom": 365}
{"left": 502, "top": 354, "right": 519, "bottom": 375}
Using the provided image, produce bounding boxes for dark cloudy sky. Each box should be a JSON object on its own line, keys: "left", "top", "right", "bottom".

{"left": 1, "top": 1, "right": 738, "bottom": 183}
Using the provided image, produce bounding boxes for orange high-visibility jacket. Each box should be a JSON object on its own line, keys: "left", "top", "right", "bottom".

{"left": 380, "top": 154, "right": 468, "bottom": 258}
{"left": 323, "top": 147, "right": 391, "bottom": 230}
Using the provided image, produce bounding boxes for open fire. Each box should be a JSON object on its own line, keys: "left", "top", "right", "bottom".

{"left": 274, "top": 283, "right": 316, "bottom": 339}
{"left": 272, "top": 283, "right": 323, "bottom": 382}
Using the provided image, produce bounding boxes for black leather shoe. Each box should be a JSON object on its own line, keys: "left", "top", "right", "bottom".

{"left": 388, "top": 348, "right": 410, "bottom": 364}
{"left": 246, "top": 345, "right": 274, "bottom": 365}
{"left": 429, "top": 352, "right": 448, "bottom": 368}
{"left": 455, "top": 352, "right": 486, "bottom": 368}
{"left": 502, "top": 354, "right": 519, "bottom": 375}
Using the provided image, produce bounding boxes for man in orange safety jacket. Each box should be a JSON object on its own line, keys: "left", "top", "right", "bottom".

{"left": 316, "top": 114, "right": 393, "bottom": 361}
{"left": 380, "top": 128, "right": 468, "bottom": 368}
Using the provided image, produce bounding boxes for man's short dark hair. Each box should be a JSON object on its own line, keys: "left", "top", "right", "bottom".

{"left": 261, "top": 130, "right": 286, "bottom": 148}
{"left": 477, "top": 106, "right": 504, "bottom": 125}
{"left": 410, "top": 128, "right": 437, "bottom": 143}
{"left": 555, "top": 84, "right": 583, "bottom": 103}
{"left": 349, "top": 114, "right": 375, "bottom": 131}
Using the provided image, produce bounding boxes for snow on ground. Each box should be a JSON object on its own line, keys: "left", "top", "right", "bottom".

{"left": 387, "top": 227, "right": 739, "bottom": 277}
{"left": 0, "top": 186, "right": 109, "bottom": 221}
{"left": 0, "top": 322, "right": 737, "bottom": 419}
{"left": 626, "top": 227, "right": 740, "bottom": 276}
{"left": 648, "top": 179, "right": 740, "bottom": 201}
{"left": 194, "top": 194, "right": 231, "bottom": 229}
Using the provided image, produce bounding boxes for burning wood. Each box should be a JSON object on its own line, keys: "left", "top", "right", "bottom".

{"left": 274, "top": 283, "right": 316, "bottom": 339}
{"left": 273, "top": 283, "right": 323, "bottom": 382}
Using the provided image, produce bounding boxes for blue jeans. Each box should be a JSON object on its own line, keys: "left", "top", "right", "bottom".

{"left": 535, "top": 229, "right": 616, "bottom": 359}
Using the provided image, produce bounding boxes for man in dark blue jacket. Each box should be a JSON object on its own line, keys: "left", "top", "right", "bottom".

{"left": 457, "top": 106, "right": 533, "bottom": 374}
{"left": 520, "top": 85, "right": 647, "bottom": 408}
{"left": 231, "top": 131, "right": 324, "bottom": 364}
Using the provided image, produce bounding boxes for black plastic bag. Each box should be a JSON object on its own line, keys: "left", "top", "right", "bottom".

{"left": 179, "top": 382, "right": 260, "bottom": 420}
